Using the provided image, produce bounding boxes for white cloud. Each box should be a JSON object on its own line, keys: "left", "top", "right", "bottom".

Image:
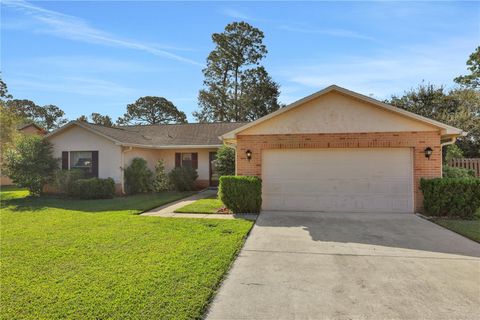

{"left": 3, "top": 0, "right": 203, "bottom": 66}
{"left": 275, "top": 38, "right": 476, "bottom": 100}
{"left": 221, "top": 8, "right": 251, "bottom": 21}
{"left": 279, "top": 25, "right": 376, "bottom": 41}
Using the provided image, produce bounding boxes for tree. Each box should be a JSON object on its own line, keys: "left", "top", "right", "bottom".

{"left": 0, "top": 104, "right": 23, "bottom": 169}
{"left": 455, "top": 46, "right": 480, "bottom": 89}
{"left": 0, "top": 75, "right": 13, "bottom": 100}
{"left": 91, "top": 113, "right": 114, "bottom": 126}
{"left": 3, "top": 135, "right": 58, "bottom": 196}
{"left": 387, "top": 83, "right": 480, "bottom": 157}
{"left": 215, "top": 145, "right": 235, "bottom": 176}
{"left": 194, "top": 21, "right": 281, "bottom": 122}
{"left": 77, "top": 115, "right": 88, "bottom": 122}
{"left": 152, "top": 159, "right": 169, "bottom": 192}
{"left": 117, "top": 96, "right": 187, "bottom": 125}
{"left": 5, "top": 99, "right": 67, "bottom": 131}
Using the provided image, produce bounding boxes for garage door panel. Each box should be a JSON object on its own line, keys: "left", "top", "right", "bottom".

{"left": 262, "top": 148, "right": 413, "bottom": 213}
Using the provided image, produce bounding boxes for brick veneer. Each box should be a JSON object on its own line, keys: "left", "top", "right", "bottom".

{"left": 235, "top": 131, "right": 442, "bottom": 212}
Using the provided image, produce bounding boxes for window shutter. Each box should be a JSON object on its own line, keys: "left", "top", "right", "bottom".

{"left": 192, "top": 153, "right": 198, "bottom": 169}
{"left": 92, "top": 151, "right": 99, "bottom": 177}
{"left": 62, "top": 152, "right": 69, "bottom": 170}
{"left": 175, "top": 153, "right": 181, "bottom": 167}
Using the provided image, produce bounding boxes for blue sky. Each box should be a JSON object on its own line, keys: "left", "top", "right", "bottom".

{"left": 2, "top": 1, "right": 479, "bottom": 122}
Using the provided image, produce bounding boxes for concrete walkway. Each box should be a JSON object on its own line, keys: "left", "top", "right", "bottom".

{"left": 207, "top": 211, "right": 480, "bottom": 319}
{"left": 142, "top": 189, "right": 257, "bottom": 220}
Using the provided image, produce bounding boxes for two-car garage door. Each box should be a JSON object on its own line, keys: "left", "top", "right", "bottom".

{"left": 262, "top": 148, "right": 413, "bottom": 213}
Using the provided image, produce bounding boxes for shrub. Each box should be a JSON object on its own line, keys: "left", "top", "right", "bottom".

{"left": 71, "top": 178, "right": 115, "bottom": 199}
{"left": 152, "top": 160, "right": 170, "bottom": 192}
{"left": 53, "top": 169, "right": 85, "bottom": 196}
{"left": 168, "top": 166, "right": 198, "bottom": 191}
{"left": 124, "top": 158, "right": 153, "bottom": 194}
{"left": 218, "top": 176, "right": 262, "bottom": 213}
{"left": 3, "top": 135, "right": 58, "bottom": 196}
{"left": 442, "top": 165, "right": 475, "bottom": 178}
{"left": 445, "top": 144, "right": 464, "bottom": 162}
{"left": 215, "top": 145, "right": 235, "bottom": 176}
{"left": 420, "top": 178, "right": 480, "bottom": 219}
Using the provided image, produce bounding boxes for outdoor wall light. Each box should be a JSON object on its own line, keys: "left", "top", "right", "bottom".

{"left": 245, "top": 149, "right": 252, "bottom": 161}
{"left": 424, "top": 147, "right": 433, "bottom": 159}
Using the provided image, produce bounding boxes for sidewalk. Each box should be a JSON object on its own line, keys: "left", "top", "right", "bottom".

{"left": 142, "top": 189, "right": 258, "bottom": 220}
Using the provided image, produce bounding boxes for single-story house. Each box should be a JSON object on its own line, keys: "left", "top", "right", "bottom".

{"left": 45, "top": 121, "right": 246, "bottom": 193}
{"left": 46, "top": 85, "right": 464, "bottom": 213}
{"left": 221, "top": 85, "right": 465, "bottom": 213}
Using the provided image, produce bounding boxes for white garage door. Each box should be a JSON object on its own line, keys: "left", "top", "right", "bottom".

{"left": 262, "top": 148, "right": 413, "bottom": 213}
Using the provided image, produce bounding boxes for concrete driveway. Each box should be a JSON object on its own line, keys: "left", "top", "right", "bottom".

{"left": 207, "top": 211, "right": 480, "bottom": 320}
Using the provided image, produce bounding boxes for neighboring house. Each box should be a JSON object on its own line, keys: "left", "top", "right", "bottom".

{"left": 17, "top": 123, "right": 47, "bottom": 136}
{"left": 1, "top": 123, "right": 47, "bottom": 186}
{"left": 222, "top": 85, "right": 465, "bottom": 213}
{"left": 45, "top": 122, "right": 245, "bottom": 193}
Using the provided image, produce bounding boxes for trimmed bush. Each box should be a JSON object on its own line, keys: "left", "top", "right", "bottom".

{"left": 215, "top": 145, "right": 235, "bottom": 176}
{"left": 53, "top": 169, "right": 85, "bottom": 196}
{"left": 168, "top": 166, "right": 198, "bottom": 191}
{"left": 124, "top": 158, "right": 153, "bottom": 194}
{"left": 71, "top": 178, "right": 115, "bottom": 199}
{"left": 442, "top": 165, "right": 475, "bottom": 178}
{"left": 218, "top": 176, "right": 262, "bottom": 214}
{"left": 420, "top": 178, "right": 480, "bottom": 219}
{"left": 153, "top": 160, "right": 170, "bottom": 192}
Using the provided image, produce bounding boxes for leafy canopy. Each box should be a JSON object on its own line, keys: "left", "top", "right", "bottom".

{"left": 195, "top": 21, "right": 281, "bottom": 122}
{"left": 3, "top": 135, "right": 58, "bottom": 196}
{"left": 455, "top": 46, "right": 480, "bottom": 89}
{"left": 387, "top": 83, "right": 480, "bottom": 157}
{"left": 77, "top": 113, "right": 114, "bottom": 127}
{"left": 117, "top": 96, "right": 187, "bottom": 125}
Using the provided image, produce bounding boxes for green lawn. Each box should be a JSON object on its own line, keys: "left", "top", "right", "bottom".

{"left": 0, "top": 187, "right": 253, "bottom": 319}
{"left": 432, "top": 218, "right": 480, "bottom": 243}
{"left": 174, "top": 198, "right": 225, "bottom": 214}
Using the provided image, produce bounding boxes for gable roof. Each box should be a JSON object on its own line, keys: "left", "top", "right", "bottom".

{"left": 45, "top": 121, "right": 247, "bottom": 148}
{"left": 222, "top": 85, "right": 465, "bottom": 140}
{"left": 17, "top": 122, "right": 46, "bottom": 134}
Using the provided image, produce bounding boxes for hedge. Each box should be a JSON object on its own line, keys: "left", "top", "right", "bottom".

{"left": 420, "top": 178, "right": 480, "bottom": 219}
{"left": 442, "top": 165, "right": 476, "bottom": 178}
{"left": 219, "top": 176, "right": 262, "bottom": 214}
{"left": 71, "top": 178, "right": 116, "bottom": 200}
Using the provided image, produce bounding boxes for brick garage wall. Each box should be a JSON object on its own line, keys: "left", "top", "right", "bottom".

{"left": 235, "top": 131, "right": 442, "bottom": 212}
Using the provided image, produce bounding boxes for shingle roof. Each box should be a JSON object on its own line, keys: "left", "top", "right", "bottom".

{"left": 47, "top": 121, "right": 247, "bottom": 147}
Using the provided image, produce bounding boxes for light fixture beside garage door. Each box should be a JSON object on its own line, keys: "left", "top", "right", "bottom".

{"left": 245, "top": 149, "right": 252, "bottom": 161}
{"left": 424, "top": 147, "right": 433, "bottom": 159}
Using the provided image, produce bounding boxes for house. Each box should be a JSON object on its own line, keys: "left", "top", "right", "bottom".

{"left": 46, "top": 85, "right": 464, "bottom": 213}
{"left": 1, "top": 123, "right": 47, "bottom": 186}
{"left": 45, "top": 121, "right": 246, "bottom": 193}
{"left": 221, "top": 85, "right": 465, "bottom": 213}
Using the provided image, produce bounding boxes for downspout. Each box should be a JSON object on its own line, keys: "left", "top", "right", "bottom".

{"left": 121, "top": 146, "right": 133, "bottom": 194}
{"left": 440, "top": 136, "right": 457, "bottom": 177}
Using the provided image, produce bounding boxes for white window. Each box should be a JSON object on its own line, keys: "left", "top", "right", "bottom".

{"left": 70, "top": 151, "right": 93, "bottom": 173}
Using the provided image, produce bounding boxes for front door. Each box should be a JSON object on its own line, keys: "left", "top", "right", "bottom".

{"left": 209, "top": 152, "right": 219, "bottom": 187}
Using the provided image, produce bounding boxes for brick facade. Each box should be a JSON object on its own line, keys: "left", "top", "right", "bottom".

{"left": 235, "top": 131, "right": 442, "bottom": 212}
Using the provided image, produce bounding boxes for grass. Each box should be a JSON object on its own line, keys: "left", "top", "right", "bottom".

{"left": 0, "top": 187, "right": 253, "bottom": 319}
{"left": 175, "top": 198, "right": 225, "bottom": 214}
{"left": 431, "top": 218, "right": 480, "bottom": 243}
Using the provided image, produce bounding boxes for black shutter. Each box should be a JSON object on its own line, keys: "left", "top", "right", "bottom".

{"left": 175, "top": 153, "right": 181, "bottom": 167}
{"left": 92, "top": 151, "right": 99, "bottom": 177}
{"left": 192, "top": 153, "right": 198, "bottom": 169}
{"left": 62, "top": 152, "right": 69, "bottom": 170}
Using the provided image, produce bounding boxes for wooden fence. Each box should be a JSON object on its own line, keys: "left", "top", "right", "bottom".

{"left": 448, "top": 158, "right": 480, "bottom": 177}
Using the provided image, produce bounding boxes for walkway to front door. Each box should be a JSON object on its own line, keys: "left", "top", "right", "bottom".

{"left": 206, "top": 211, "right": 480, "bottom": 319}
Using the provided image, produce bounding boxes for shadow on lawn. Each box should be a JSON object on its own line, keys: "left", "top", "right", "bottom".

{"left": 1, "top": 192, "right": 194, "bottom": 214}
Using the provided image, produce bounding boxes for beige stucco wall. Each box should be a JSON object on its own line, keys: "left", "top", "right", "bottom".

{"left": 240, "top": 91, "right": 436, "bottom": 135}
{"left": 47, "top": 126, "right": 123, "bottom": 183}
{"left": 123, "top": 147, "right": 218, "bottom": 184}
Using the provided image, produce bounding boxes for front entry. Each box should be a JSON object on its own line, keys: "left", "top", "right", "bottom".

{"left": 209, "top": 152, "right": 219, "bottom": 187}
